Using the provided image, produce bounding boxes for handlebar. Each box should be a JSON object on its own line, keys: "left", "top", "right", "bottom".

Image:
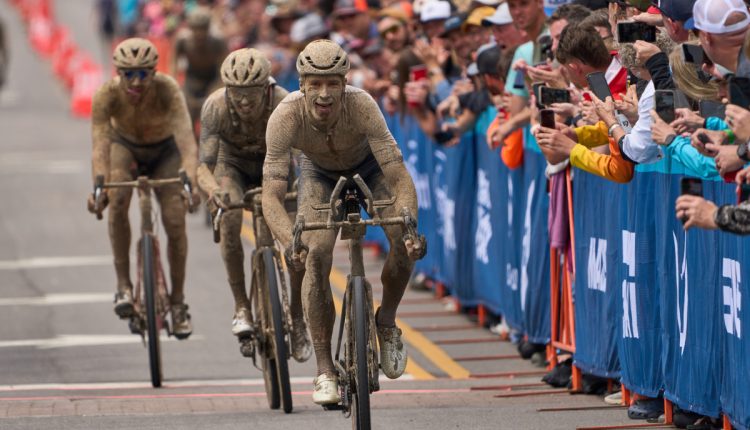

{"left": 211, "top": 187, "right": 297, "bottom": 244}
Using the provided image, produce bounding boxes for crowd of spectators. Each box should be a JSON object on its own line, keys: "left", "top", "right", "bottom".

{"left": 97, "top": 0, "right": 750, "bottom": 426}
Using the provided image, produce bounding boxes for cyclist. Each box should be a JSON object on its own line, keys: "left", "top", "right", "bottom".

{"left": 261, "top": 39, "right": 426, "bottom": 405}
{"left": 87, "top": 38, "right": 200, "bottom": 339}
{"left": 196, "top": 48, "right": 312, "bottom": 361}
{"left": 171, "top": 7, "right": 227, "bottom": 132}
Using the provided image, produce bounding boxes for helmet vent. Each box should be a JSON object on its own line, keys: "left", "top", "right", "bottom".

{"left": 130, "top": 48, "right": 139, "bottom": 57}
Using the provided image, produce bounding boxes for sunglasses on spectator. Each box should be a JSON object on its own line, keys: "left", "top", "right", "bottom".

{"left": 379, "top": 24, "right": 402, "bottom": 38}
{"left": 120, "top": 69, "right": 153, "bottom": 81}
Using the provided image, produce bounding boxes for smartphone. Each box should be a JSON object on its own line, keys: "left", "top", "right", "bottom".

{"left": 699, "top": 100, "right": 726, "bottom": 119}
{"left": 680, "top": 177, "right": 703, "bottom": 197}
{"left": 728, "top": 76, "right": 750, "bottom": 109}
{"left": 738, "top": 184, "right": 750, "bottom": 203}
{"left": 540, "top": 109, "right": 556, "bottom": 128}
{"left": 532, "top": 83, "right": 545, "bottom": 109}
{"left": 409, "top": 64, "right": 428, "bottom": 82}
{"left": 513, "top": 69, "right": 526, "bottom": 90}
{"left": 434, "top": 129, "right": 455, "bottom": 145}
{"left": 540, "top": 87, "right": 571, "bottom": 106}
{"left": 654, "top": 90, "right": 676, "bottom": 124}
{"left": 681, "top": 44, "right": 710, "bottom": 66}
{"left": 586, "top": 72, "right": 612, "bottom": 102}
{"left": 617, "top": 22, "right": 656, "bottom": 44}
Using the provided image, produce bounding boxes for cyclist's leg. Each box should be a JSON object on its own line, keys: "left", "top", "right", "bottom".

{"left": 367, "top": 169, "right": 413, "bottom": 378}
{"left": 108, "top": 142, "right": 136, "bottom": 313}
{"left": 286, "top": 167, "right": 312, "bottom": 362}
{"left": 298, "top": 168, "right": 338, "bottom": 378}
{"left": 152, "top": 143, "right": 191, "bottom": 335}
{"left": 215, "top": 164, "right": 253, "bottom": 335}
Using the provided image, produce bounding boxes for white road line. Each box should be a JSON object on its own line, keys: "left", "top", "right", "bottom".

{"left": 0, "top": 334, "right": 204, "bottom": 350}
{"left": 0, "top": 375, "right": 414, "bottom": 392}
{"left": 0, "top": 255, "right": 111, "bottom": 270}
{"left": 0, "top": 293, "right": 113, "bottom": 306}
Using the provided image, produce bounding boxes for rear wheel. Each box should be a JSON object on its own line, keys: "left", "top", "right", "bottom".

{"left": 351, "top": 276, "right": 371, "bottom": 430}
{"left": 142, "top": 234, "right": 162, "bottom": 388}
{"left": 262, "top": 249, "right": 293, "bottom": 413}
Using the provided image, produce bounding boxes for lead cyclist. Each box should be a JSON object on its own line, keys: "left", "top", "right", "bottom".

{"left": 261, "top": 39, "right": 426, "bottom": 405}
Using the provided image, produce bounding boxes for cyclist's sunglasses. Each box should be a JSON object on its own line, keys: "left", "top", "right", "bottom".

{"left": 120, "top": 69, "right": 153, "bottom": 81}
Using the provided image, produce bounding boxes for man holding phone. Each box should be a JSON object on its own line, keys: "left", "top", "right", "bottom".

{"left": 693, "top": 0, "right": 750, "bottom": 79}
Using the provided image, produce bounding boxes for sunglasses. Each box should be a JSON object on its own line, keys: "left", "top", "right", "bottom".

{"left": 120, "top": 69, "right": 152, "bottom": 81}
{"left": 227, "top": 86, "right": 266, "bottom": 99}
{"left": 379, "top": 24, "right": 402, "bottom": 38}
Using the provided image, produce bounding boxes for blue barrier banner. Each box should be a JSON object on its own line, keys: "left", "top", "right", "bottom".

{"left": 655, "top": 172, "right": 722, "bottom": 418}
{"left": 432, "top": 131, "right": 477, "bottom": 304}
{"left": 571, "top": 169, "right": 622, "bottom": 379}
{"left": 521, "top": 142, "right": 551, "bottom": 343}
{"left": 617, "top": 168, "right": 662, "bottom": 397}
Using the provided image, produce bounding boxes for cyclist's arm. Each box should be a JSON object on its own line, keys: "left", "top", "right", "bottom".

{"left": 262, "top": 101, "right": 296, "bottom": 248}
{"left": 196, "top": 98, "right": 222, "bottom": 195}
{"left": 359, "top": 93, "right": 419, "bottom": 220}
{"left": 169, "top": 36, "right": 184, "bottom": 78}
{"left": 91, "top": 84, "right": 113, "bottom": 182}
{"left": 165, "top": 76, "right": 199, "bottom": 181}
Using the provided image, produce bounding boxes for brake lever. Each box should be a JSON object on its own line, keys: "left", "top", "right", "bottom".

{"left": 179, "top": 170, "right": 195, "bottom": 212}
{"left": 213, "top": 208, "right": 223, "bottom": 243}
{"left": 94, "top": 175, "right": 104, "bottom": 220}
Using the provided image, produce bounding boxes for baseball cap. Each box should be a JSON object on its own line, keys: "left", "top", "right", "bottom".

{"left": 290, "top": 13, "right": 329, "bottom": 44}
{"left": 653, "top": 0, "right": 694, "bottom": 26}
{"left": 482, "top": 3, "right": 513, "bottom": 26}
{"left": 467, "top": 62, "right": 479, "bottom": 76}
{"left": 440, "top": 13, "right": 466, "bottom": 36}
{"left": 379, "top": 2, "right": 413, "bottom": 21}
{"left": 420, "top": 0, "right": 451, "bottom": 22}
{"left": 463, "top": 6, "right": 496, "bottom": 29}
{"left": 474, "top": 0, "right": 501, "bottom": 5}
{"left": 693, "top": 0, "right": 750, "bottom": 34}
{"left": 333, "top": 0, "right": 368, "bottom": 17}
{"left": 476, "top": 43, "right": 502, "bottom": 74}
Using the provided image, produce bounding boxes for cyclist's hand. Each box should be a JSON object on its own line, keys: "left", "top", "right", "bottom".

{"left": 87, "top": 190, "right": 108, "bottom": 218}
{"left": 285, "top": 244, "right": 308, "bottom": 271}
{"left": 210, "top": 189, "right": 229, "bottom": 210}
{"left": 404, "top": 234, "right": 427, "bottom": 261}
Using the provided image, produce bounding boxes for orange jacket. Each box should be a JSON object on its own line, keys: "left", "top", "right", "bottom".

{"left": 570, "top": 121, "right": 634, "bottom": 183}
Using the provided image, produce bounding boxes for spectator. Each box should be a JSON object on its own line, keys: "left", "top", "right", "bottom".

{"left": 419, "top": 0, "right": 452, "bottom": 40}
{"left": 481, "top": 2, "right": 528, "bottom": 55}
{"left": 694, "top": 0, "right": 750, "bottom": 77}
{"left": 654, "top": 0, "right": 695, "bottom": 43}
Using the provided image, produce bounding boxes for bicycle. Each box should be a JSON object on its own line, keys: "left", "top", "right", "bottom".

{"left": 211, "top": 186, "right": 298, "bottom": 413}
{"left": 291, "top": 174, "right": 420, "bottom": 430}
{"left": 93, "top": 170, "right": 195, "bottom": 388}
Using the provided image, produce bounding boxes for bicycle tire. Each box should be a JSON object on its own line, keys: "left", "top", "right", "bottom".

{"left": 253, "top": 251, "right": 280, "bottom": 410}
{"left": 351, "top": 276, "right": 371, "bottom": 430}
{"left": 262, "top": 249, "right": 293, "bottom": 413}
{"left": 142, "top": 234, "right": 162, "bottom": 388}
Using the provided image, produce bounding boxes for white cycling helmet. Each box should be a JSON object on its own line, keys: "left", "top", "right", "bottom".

{"left": 220, "top": 48, "right": 271, "bottom": 87}
{"left": 296, "top": 39, "right": 350, "bottom": 78}
{"left": 113, "top": 38, "right": 159, "bottom": 69}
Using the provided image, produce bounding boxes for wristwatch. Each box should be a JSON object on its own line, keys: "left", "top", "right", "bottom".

{"left": 663, "top": 134, "right": 677, "bottom": 146}
{"left": 737, "top": 140, "right": 750, "bottom": 162}
{"left": 607, "top": 123, "right": 620, "bottom": 137}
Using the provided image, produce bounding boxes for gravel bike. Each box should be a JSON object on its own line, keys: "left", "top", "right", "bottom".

{"left": 291, "top": 174, "right": 420, "bottom": 430}
{"left": 93, "top": 170, "right": 195, "bottom": 388}
{"left": 212, "top": 186, "right": 297, "bottom": 413}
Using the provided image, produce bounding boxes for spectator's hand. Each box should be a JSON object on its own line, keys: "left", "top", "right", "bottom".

{"left": 452, "top": 79, "right": 474, "bottom": 96}
{"left": 690, "top": 129, "right": 726, "bottom": 157}
{"left": 713, "top": 144, "right": 745, "bottom": 175}
{"left": 736, "top": 165, "right": 750, "bottom": 185}
{"left": 725, "top": 104, "right": 750, "bottom": 143}
{"left": 633, "top": 41, "right": 661, "bottom": 66}
{"left": 550, "top": 102, "right": 579, "bottom": 120}
{"left": 650, "top": 109, "right": 677, "bottom": 146}
{"left": 489, "top": 121, "right": 514, "bottom": 148}
{"left": 675, "top": 195, "right": 718, "bottom": 230}
{"left": 580, "top": 100, "right": 599, "bottom": 125}
{"left": 615, "top": 85, "right": 639, "bottom": 125}
{"left": 382, "top": 84, "right": 400, "bottom": 115}
{"left": 632, "top": 12, "right": 664, "bottom": 26}
{"left": 525, "top": 66, "right": 567, "bottom": 89}
{"left": 437, "top": 95, "right": 460, "bottom": 119}
{"left": 537, "top": 126, "right": 576, "bottom": 164}
{"left": 404, "top": 80, "right": 429, "bottom": 109}
{"left": 591, "top": 94, "right": 618, "bottom": 127}
{"left": 414, "top": 38, "right": 440, "bottom": 68}
{"left": 512, "top": 58, "right": 528, "bottom": 72}
{"left": 671, "top": 108, "right": 705, "bottom": 134}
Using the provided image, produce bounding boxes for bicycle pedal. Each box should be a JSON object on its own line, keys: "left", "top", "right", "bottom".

{"left": 239, "top": 339, "right": 255, "bottom": 358}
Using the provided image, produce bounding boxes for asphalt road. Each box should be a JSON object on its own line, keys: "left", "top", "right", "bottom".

{"left": 0, "top": 2, "right": 639, "bottom": 429}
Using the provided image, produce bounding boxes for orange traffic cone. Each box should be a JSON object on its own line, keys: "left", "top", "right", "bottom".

{"left": 71, "top": 58, "right": 103, "bottom": 118}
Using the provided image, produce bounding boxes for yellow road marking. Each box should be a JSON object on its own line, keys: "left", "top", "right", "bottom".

{"left": 240, "top": 217, "right": 442, "bottom": 380}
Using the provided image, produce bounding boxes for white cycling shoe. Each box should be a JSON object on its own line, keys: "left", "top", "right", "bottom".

{"left": 376, "top": 308, "right": 407, "bottom": 379}
{"left": 312, "top": 374, "right": 341, "bottom": 405}
{"left": 231, "top": 308, "right": 253, "bottom": 337}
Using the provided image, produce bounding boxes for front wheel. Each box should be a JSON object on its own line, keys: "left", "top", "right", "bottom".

{"left": 141, "top": 234, "right": 162, "bottom": 388}
{"left": 351, "top": 276, "right": 371, "bottom": 430}
{"left": 262, "top": 249, "right": 293, "bottom": 413}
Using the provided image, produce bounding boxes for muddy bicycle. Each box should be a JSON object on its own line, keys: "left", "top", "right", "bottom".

{"left": 212, "top": 186, "right": 298, "bottom": 413}
{"left": 93, "top": 171, "right": 195, "bottom": 388}
{"left": 292, "top": 174, "right": 420, "bottom": 430}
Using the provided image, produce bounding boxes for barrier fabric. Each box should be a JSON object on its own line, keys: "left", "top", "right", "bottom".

{"left": 432, "top": 131, "right": 478, "bottom": 304}
{"left": 521, "top": 137, "right": 551, "bottom": 344}
{"left": 571, "top": 169, "right": 622, "bottom": 379}
{"left": 617, "top": 166, "right": 663, "bottom": 398}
